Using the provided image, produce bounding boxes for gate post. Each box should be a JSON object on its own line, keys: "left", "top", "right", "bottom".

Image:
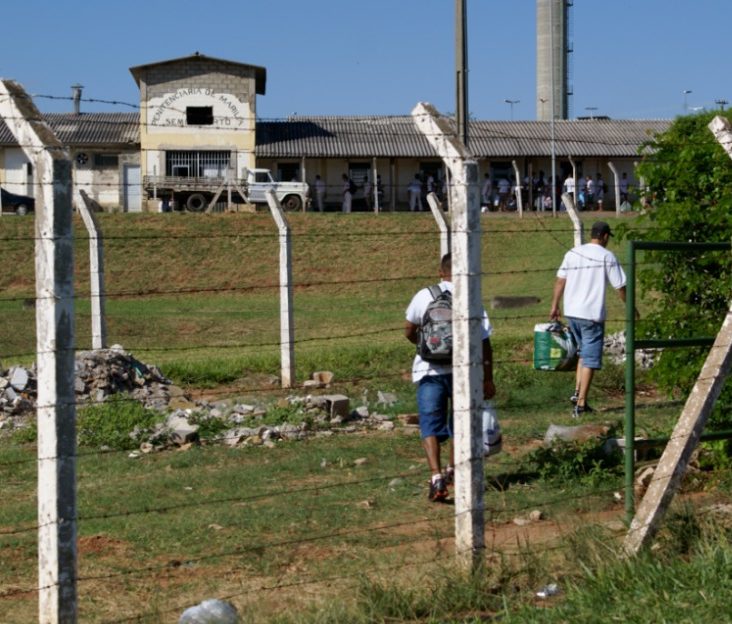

{"left": 77, "top": 193, "right": 107, "bottom": 350}
{"left": 0, "top": 80, "right": 77, "bottom": 623}
{"left": 413, "top": 102, "right": 485, "bottom": 570}
{"left": 265, "top": 190, "right": 295, "bottom": 388}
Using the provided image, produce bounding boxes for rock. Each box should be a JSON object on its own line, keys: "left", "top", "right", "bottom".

{"left": 179, "top": 599, "right": 240, "bottom": 624}
{"left": 378, "top": 421, "right": 395, "bottom": 431}
{"left": 388, "top": 478, "right": 404, "bottom": 488}
{"left": 9, "top": 367, "right": 29, "bottom": 391}
{"left": 529, "top": 509, "right": 544, "bottom": 522}
{"left": 605, "top": 519, "right": 627, "bottom": 532}
{"left": 322, "top": 394, "right": 350, "bottom": 420}
{"left": 354, "top": 457, "right": 368, "bottom": 466}
{"left": 353, "top": 405, "right": 369, "bottom": 419}
{"left": 0, "top": 378, "right": 7, "bottom": 390}
{"left": 312, "top": 371, "right": 334, "bottom": 385}
{"left": 140, "top": 442, "right": 155, "bottom": 454}
{"left": 165, "top": 414, "right": 200, "bottom": 445}
{"left": 544, "top": 423, "right": 611, "bottom": 445}
{"left": 376, "top": 391, "right": 398, "bottom": 407}
{"left": 302, "top": 379, "right": 323, "bottom": 389}
{"left": 357, "top": 499, "right": 376, "bottom": 509}
{"left": 513, "top": 517, "right": 531, "bottom": 527}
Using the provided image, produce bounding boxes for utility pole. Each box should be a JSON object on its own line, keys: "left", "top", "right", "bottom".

{"left": 456, "top": 0, "right": 468, "bottom": 148}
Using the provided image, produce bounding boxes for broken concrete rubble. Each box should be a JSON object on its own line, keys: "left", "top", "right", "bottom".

{"left": 0, "top": 347, "right": 407, "bottom": 454}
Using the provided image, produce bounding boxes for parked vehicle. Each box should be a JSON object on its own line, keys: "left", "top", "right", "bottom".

{"left": 0, "top": 187, "right": 35, "bottom": 215}
{"left": 143, "top": 168, "right": 309, "bottom": 212}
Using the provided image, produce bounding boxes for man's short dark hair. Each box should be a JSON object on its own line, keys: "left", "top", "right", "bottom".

{"left": 591, "top": 221, "right": 612, "bottom": 238}
{"left": 440, "top": 253, "right": 452, "bottom": 275}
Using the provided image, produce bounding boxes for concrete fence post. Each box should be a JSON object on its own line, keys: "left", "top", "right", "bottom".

{"left": 511, "top": 160, "right": 523, "bottom": 217}
{"left": 608, "top": 161, "right": 621, "bottom": 215}
{"left": 265, "top": 190, "right": 295, "bottom": 388}
{"left": 412, "top": 102, "right": 485, "bottom": 570}
{"left": 0, "top": 79, "right": 77, "bottom": 624}
{"left": 426, "top": 192, "right": 451, "bottom": 259}
{"left": 561, "top": 192, "right": 584, "bottom": 248}
{"left": 77, "top": 194, "right": 107, "bottom": 350}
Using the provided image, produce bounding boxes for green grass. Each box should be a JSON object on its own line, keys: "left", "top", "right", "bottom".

{"left": 2, "top": 211, "right": 721, "bottom": 622}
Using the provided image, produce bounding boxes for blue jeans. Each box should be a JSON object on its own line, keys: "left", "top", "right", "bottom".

{"left": 417, "top": 374, "right": 453, "bottom": 442}
{"left": 567, "top": 317, "right": 605, "bottom": 369}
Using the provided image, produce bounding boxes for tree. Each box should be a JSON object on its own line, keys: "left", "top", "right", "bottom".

{"left": 620, "top": 111, "right": 732, "bottom": 423}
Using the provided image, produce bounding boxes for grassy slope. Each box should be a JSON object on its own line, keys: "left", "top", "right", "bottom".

{"left": 3, "top": 211, "right": 711, "bottom": 623}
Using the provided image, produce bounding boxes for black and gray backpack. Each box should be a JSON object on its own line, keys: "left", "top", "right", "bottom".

{"left": 418, "top": 285, "right": 453, "bottom": 362}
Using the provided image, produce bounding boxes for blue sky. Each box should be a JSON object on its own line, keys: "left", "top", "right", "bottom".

{"left": 1, "top": 0, "right": 729, "bottom": 120}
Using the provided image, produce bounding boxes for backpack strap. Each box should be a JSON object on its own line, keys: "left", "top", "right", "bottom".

{"left": 427, "top": 284, "right": 443, "bottom": 300}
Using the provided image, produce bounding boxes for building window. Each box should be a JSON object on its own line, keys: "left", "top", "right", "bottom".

{"left": 166, "top": 151, "right": 231, "bottom": 178}
{"left": 94, "top": 154, "right": 119, "bottom": 168}
{"left": 186, "top": 106, "right": 214, "bottom": 125}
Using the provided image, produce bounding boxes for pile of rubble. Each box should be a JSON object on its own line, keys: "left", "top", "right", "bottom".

{"left": 0, "top": 345, "right": 178, "bottom": 418}
{"left": 604, "top": 331, "right": 657, "bottom": 369}
{"left": 0, "top": 346, "right": 412, "bottom": 453}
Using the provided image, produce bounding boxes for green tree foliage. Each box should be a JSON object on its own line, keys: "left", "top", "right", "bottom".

{"left": 621, "top": 111, "right": 732, "bottom": 424}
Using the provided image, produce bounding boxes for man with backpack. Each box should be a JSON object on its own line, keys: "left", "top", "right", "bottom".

{"left": 404, "top": 253, "right": 495, "bottom": 502}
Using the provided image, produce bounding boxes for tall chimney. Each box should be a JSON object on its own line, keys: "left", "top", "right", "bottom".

{"left": 71, "top": 84, "right": 83, "bottom": 115}
{"left": 536, "top": 0, "right": 568, "bottom": 121}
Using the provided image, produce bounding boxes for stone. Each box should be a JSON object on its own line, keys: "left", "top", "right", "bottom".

{"left": 0, "top": 378, "right": 7, "bottom": 390}
{"left": 302, "top": 379, "right": 323, "bottom": 389}
{"left": 9, "top": 367, "right": 28, "bottom": 391}
{"left": 513, "top": 517, "right": 531, "bottom": 527}
{"left": 357, "top": 499, "right": 376, "bottom": 509}
{"left": 354, "top": 457, "right": 368, "bottom": 466}
{"left": 353, "top": 405, "right": 369, "bottom": 419}
{"left": 165, "top": 414, "right": 199, "bottom": 445}
{"left": 544, "top": 423, "right": 611, "bottom": 446}
{"left": 388, "top": 478, "right": 404, "bottom": 488}
{"left": 312, "top": 371, "right": 334, "bottom": 385}
{"left": 140, "top": 442, "right": 155, "bottom": 454}
{"left": 322, "top": 394, "right": 350, "bottom": 420}
{"left": 378, "top": 421, "right": 395, "bottom": 431}
{"left": 376, "top": 391, "right": 398, "bottom": 407}
{"left": 529, "top": 509, "right": 544, "bottom": 522}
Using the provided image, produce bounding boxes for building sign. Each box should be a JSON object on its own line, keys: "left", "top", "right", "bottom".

{"left": 148, "top": 88, "right": 251, "bottom": 131}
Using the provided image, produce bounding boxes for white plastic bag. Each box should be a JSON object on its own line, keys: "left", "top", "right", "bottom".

{"left": 481, "top": 400, "right": 502, "bottom": 457}
{"left": 179, "top": 599, "right": 240, "bottom": 624}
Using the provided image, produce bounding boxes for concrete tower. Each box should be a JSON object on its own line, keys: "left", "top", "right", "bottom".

{"left": 536, "top": 0, "right": 570, "bottom": 120}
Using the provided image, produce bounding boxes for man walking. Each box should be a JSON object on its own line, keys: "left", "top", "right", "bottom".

{"left": 405, "top": 253, "right": 495, "bottom": 501}
{"left": 550, "top": 222, "right": 627, "bottom": 418}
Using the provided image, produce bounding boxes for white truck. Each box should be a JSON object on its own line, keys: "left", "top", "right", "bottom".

{"left": 144, "top": 168, "right": 309, "bottom": 212}
{"left": 244, "top": 169, "right": 309, "bottom": 211}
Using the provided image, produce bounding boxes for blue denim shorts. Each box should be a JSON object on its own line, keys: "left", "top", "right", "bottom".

{"left": 417, "top": 374, "right": 453, "bottom": 442}
{"left": 567, "top": 317, "right": 605, "bottom": 369}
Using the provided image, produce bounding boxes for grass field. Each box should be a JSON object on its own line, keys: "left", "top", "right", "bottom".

{"left": 2, "top": 210, "right": 730, "bottom": 622}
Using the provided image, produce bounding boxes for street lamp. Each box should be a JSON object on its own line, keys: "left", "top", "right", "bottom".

{"left": 504, "top": 99, "right": 520, "bottom": 120}
{"left": 682, "top": 89, "right": 692, "bottom": 113}
{"left": 715, "top": 98, "right": 729, "bottom": 111}
{"left": 584, "top": 106, "right": 598, "bottom": 120}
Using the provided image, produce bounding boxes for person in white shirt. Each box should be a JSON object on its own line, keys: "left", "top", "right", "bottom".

{"left": 342, "top": 174, "right": 353, "bottom": 213}
{"left": 595, "top": 173, "right": 605, "bottom": 210}
{"left": 481, "top": 173, "right": 493, "bottom": 207}
{"left": 563, "top": 173, "right": 576, "bottom": 197}
{"left": 314, "top": 175, "right": 326, "bottom": 212}
{"left": 405, "top": 253, "right": 495, "bottom": 502}
{"left": 586, "top": 175, "right": 595, "bottom": 209}
{"left": 497, "top": 177, "right": 510, "bottom": 210}
{"left": 550, "top": 221, "right": 628, "bottom": 417}
{"left": 408, "top": 175, "right": 424, "bottom": 211}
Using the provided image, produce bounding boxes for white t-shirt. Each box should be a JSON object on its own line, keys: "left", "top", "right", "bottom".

{"left": 405, "top": 280, "right": 492, "bottom": 383}
{"left": 564, "top": 177, "right": 576, "bottom": 194}
{"left": 557, "top": 243, "right": 626, "bottom": 322}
